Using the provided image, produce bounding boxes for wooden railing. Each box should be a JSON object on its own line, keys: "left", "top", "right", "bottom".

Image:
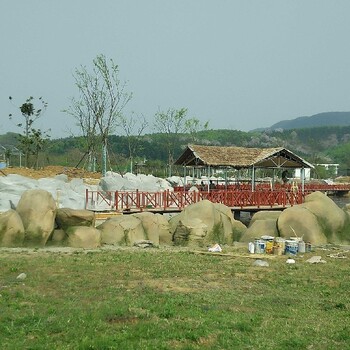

{"left": 173, "top": 183, "right": 350, "bottom": 192}
{"left": 85, "top": 188, "right": 308, "bottom": 212}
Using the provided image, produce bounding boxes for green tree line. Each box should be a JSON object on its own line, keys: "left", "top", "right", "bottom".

{"left": 2, "top": 125, "right": 350, "bottom": 177}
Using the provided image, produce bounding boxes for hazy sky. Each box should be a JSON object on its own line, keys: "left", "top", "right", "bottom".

{"left": 1, "top": 1, "right": 350, "bottom": 138}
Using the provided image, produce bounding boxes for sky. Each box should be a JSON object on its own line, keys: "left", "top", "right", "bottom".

{"left": 1, "top": 0, "right": 350, "bottom": 138}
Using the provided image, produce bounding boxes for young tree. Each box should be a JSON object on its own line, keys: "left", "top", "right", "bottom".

{"left": 185, "top": 118, "right": 209, "bottom": 142}
{"left": 153, "top": 108, "right": 188, "bottom": 176}
{"left": 118, "top": 112, "right": 148, "bottom": 173}
{"left": 153, "top": 108, "right": 207, "bottom": 176}
{"left": 65, "top": 54, "right": 132, "bottom": 175}
{"left": 64, "top": 97, "right": 99, "bottom": 170}
{"left": 9, "top": 96, "right": 49, "bottom": 168}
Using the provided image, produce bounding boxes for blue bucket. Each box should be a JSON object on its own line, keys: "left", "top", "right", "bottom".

{"left": 285, "top": 240, "right": 298, "bottom": 255}
{"left": 254, "top": 239, "right": 266, "bottom": 254}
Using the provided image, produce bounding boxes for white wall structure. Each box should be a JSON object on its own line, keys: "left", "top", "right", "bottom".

{"left": 294, "top": 168, "right": 311, "bottom": 180}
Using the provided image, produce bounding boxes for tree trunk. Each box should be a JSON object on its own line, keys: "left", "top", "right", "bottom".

{"left": 102, "top": 141, "right": 107, "bottom": 177}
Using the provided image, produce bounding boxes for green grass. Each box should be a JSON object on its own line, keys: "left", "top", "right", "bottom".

{"left": 1, "top": 246, "right": 350, "bottom": 349}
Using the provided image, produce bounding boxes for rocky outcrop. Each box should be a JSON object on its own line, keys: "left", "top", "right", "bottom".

{"left": 240, "top": 192, "right": 350, "bottom": 245}
{"left": 98, "top": 215, "right": 147, "bottom": 246}
{"left": 133, "top": 212, "right": 171, "bottom": 246}
{"left": 0, "top": 209, "right": 25, "bottom": 247}
{"left": 240, "top": 210, "right": 280, "bottom": 242}
{"left": 169, "top": 200, "right": 247, "bottom": 247}
{"left": 66, "top": 226, "right": 101, "bottom": 248}
{"left": 51, "top": 229, "right": 67, "bottom": 244}
{"left": 240, "top": 219, "right": 279, "bottom": 243}
{"left": 277, "top": 191, "right": 350, "bottom": 244}
{"left": 56, "top": 208, "right": 95, "bottom": 231}
{"left": 4, "top": 187, "right": 349, "bottom": 248}
{"left": 16, "top": 189, "right": 56, "bottom": 246}
{"left": 249, "top": 211, "right": 282, "bottom": 225}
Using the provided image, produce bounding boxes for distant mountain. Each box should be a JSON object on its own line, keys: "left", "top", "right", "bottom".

{"left": 263, "top": 112, "right": 350, "bottom": 131}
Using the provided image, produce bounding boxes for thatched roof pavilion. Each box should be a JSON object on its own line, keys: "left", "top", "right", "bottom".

{"left": 174, "top": 145, "right": 314, "bottom": 169}
{"left": 174, "top": 145, "right": 314, "bottom": 191}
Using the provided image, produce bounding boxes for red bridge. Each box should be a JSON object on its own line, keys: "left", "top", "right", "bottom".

{"left": 85, "top": 183, "right": 350, "bottom": 214}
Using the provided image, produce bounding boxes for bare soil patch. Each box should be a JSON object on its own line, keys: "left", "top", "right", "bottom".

{"left": 0, "top": 165, "right": 101, "bottom": 180}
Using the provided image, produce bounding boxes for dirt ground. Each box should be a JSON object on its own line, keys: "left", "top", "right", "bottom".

{"left": 0, "top": 166, "right": 102, "bottom": 181}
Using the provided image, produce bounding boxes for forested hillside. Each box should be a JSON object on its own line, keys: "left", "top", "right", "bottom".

{"left": 263, "top": 111, "right": 350, "bottom": 130}
{"left": 1, "top": 125, "right": 350, "bottom": 176}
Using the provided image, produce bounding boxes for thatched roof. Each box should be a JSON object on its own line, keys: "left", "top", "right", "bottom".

{"left": 174, "top": 144, "right": 314, "bottom": 169}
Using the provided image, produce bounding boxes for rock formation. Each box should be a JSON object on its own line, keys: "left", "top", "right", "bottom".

{"left": 277, "top": 191, "right": 350, "bottom": 244}
{"left": 16, "top": 189, "right": 56, "bottom": 246}
{"left": 0, "top": 209, "right": 25, "bottom": 247}
{"left": 169, "top": 200, "right": 247, "bottom": 247}
{"left": 240, "top": 191, "right": 350, "bottom": 244}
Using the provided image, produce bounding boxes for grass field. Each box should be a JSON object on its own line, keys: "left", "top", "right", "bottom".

{"left": 0, "top": 245, "right": 349, "bottom": 350}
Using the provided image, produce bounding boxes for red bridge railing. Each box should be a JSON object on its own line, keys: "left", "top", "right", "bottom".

{"left": 85, "top": 188, "right": 307, "bottom": 212}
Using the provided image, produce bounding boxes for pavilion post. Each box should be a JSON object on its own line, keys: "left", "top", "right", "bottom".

{"left": 252, "top": 166, "right": 256, "bottom": 192}
{"left": 183, "top": 166, "right": 186, "bottom": 191}
{"left": 301, "top": 167, "right": 305, "bottom": 193}
{"left": 207, "top": 165, "right": 210, "bottom": 191}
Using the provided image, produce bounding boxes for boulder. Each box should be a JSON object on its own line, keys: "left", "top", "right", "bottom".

{"left": 66, "top": 226, "right": 101, "bottom": 248}
{"left": 16, "top": 189, "right": 56, "bottom": 246}
{"left": 172, "top": 218, "right": 208, "bottom": 246}
{"left": 51, "top": 229, "right": 67, "bottom": 244}
{"left": 0, "top": 209, "right": 25, "bottom": 247}
{"left": 240, "top": 219, "right": 279, "bottom": 243}
{"left": 169, "top": 200, "right": 247, "bottom": 247}
{"left": 277, "top": 191, "right": 349, "bottom": 244}
{"left": 97, "top": 215, "right": 146, "bottom": 246}
{"left": 249, "top": 211, "right": 282, "bottom": 226}
{"left": 303, "top": 192, "right": 349, "bottom": 243}
{"left": 56, "top": 208, "right": 95, "bottom": 231}
{"left": 133, "top": 212, "right": 171, "bottom": 246}
{"left": 213, "top": 203, "right": 247, "bottom": 242}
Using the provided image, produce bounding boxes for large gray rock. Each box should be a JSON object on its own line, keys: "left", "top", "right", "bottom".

{"left": 277, "top": 191, "right": 350, "bottom": 244}
{"left": 172, "top": 218, "right": 208, "bottom": 246}
{"left": 249, "top": 211, "right": 282, "bottom": 226}
{"left": 0, "top": 209, "right": 25, "bottom": 247}
{"left": 98, "top": 215, "right": 147, "bottom": 246}
{"left": 66, "top": 226, "right": 101, "bottom": 248}
{"left": 16, "top": 189, "right": 56, "bottom": 246}
{"left": 133, "top": 212, "right": 171, "bottom": 246}
{"left": 240, "top": 219, "right": 279, "bottom": 243}
{"left": 169, "top": 200, "right": 247, "bottom": 247}
{"left": 51, "top": 229, "right": 67, "bottom": 244}
{"left": 240, "top": 210, "right": 280, "bottom": 242}
{"left": 56, "top": 208, "right": 95, "bottom": 231}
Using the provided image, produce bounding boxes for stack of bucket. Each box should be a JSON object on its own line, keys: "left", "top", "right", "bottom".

{"left": 249, "top": 236, "right": 311, "bottom": 255}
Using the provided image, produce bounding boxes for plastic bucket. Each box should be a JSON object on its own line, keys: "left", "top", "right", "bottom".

{"left": 254, "top": 239, "right": 266, "bottom": 254}
{"left": 248, "top": 242, "right": 255, "bottom": 254}
{"left": 273, "top": 246, "right": 284, "bottom": 255}
{"left": 273, "top": 237, "right": 286, "bottom": 255}
{"left": 285, "top": 240, "right": 298, "bottom": 255}
{"left": 265, "top": 240, "right": 274, "bottom": 254}
{"left": 298, "top": 241, "right": 306, "bottom": 253}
